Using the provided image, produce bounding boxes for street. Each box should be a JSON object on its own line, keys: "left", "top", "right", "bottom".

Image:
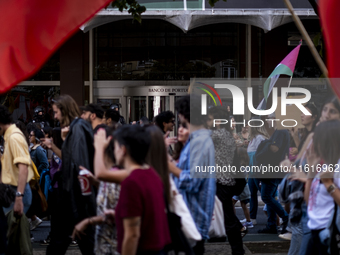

{"left": 31, "top": 198, "right": 290, "bottom": 255}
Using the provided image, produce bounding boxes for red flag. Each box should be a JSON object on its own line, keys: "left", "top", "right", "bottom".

{"left": 319, "top": 0, "right": 340, "bottom": 98}
{"left": 0, "top": 0, "right": 112, "bottom": 93}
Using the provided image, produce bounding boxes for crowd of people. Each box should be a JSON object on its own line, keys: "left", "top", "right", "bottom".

{"left": 1, "top": 93, "right": 340, "bottom": 255}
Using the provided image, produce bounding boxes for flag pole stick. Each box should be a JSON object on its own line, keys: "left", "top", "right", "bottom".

{"left": 283, "top": 0, "right": 328, "bottom": 77}
{"left": 283, "top": 0, "right": 337, "bottom": 95}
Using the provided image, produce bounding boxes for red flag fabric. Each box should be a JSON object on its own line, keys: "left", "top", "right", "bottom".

{"left": 319, "top": 0, "right": 340, "bottom": 98}
{"left": 0, "top": 0, "right": 112, "bottom": 93}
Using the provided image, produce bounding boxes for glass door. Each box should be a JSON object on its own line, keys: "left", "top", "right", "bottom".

{"left": 148, "top": 96, "right": 170, "bottom": 121}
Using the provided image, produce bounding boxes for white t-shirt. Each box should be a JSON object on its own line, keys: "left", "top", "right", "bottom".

{"left": 247, "top": 134, "right": 266, "bottom": 153}
{"left": 307, "top": 164, "right": 340, "bottom": 230}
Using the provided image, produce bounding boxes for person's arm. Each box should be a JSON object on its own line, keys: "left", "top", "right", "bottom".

{"left": 41, "top": 138, "right": 62, "bottom": 159}
{"left": 72, "top": 215, "right": 105, "bottom": 240}
{"left": 121, "top": 217, "right": 141, "bottom": 255}
{"left": 14, "top": 163, "right": 28, "bottom": 216}
{"left": 94, "top": 129, "right": 129, "bottom": 183}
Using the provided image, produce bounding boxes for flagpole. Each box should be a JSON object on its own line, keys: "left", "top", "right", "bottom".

{"left": 283, "top": 0, "right": 328, "bottom": 78}
{"left": 283, "top": 0, "right": 339, "bottom": 98}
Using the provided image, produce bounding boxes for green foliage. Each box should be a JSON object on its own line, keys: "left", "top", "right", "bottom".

{"left": 110, "top": 0, "right": 146, "bottom": 23}
{"left": 208, "top": 0, "right": 227, "bottom": 8}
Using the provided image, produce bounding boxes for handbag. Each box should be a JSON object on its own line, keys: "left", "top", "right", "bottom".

{"left": 0, "top": 162, "right": 16, "bottom": 208}
{"left": 0, "top": 183, "right": 16, "bottom": 208}
{"left": 209, "top": 196, "right": 226, "bottom": 239}
{"left": 169, "top": 178, "right": 202, "bottom": 243}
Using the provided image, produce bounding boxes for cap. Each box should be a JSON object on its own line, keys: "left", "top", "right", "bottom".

{"left": 82, "top": 104, "right": 104, "bottom": 119}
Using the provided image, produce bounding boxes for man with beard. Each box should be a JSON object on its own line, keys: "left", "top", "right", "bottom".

{"left": 80, "top": 104, "right": 105, "bottom": 131}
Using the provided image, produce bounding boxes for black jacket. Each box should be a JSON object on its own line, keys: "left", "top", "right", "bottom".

{"left": 57, "top": 118, "right": 96, "bottom": 228}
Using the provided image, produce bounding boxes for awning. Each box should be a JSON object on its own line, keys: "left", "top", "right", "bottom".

{"left": 81, "top": 9, "right": 317, "bottom": 33}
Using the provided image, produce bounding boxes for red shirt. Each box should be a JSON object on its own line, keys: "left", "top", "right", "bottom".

{"left": 115, "top": 168, "right": 171, "bottom": 253}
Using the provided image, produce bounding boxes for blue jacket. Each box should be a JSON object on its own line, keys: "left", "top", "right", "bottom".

{"left": 30, "top": 145, "right": 49, "bottom": 174}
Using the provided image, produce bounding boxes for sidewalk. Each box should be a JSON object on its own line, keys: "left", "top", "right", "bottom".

{"left": 33, "top": 241, "right": 290, "bottom": 255}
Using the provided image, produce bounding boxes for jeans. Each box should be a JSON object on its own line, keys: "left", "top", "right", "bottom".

{"left": 299, "top": 203, "right": 313, "bottom": 255}
{"left": 288, "top": 221, "right": 303, "bottom": 255}
{"left": 261, "top": 179, "right": 288, "bottom": 229}
{"left": 248, "top": 178, "right": 260, "bottom": 220}
{"left": 216, "top": 183, "right": 245, "bottom": 255}
{"left": 2, "top": 183, "right": 32, "bottom": 215}
{"left": 304, "top": 229, "right": 329, "bottom": 255}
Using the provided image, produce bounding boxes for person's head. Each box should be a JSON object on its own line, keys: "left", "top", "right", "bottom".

{"left": 313, "top": 120, "right": 340, "bottom": 165}
{"left": 236, "top": 147, "right": 249, "bottom": 167}
{"left": 43, "top": 126, "right": 53, "bottom": 138}
{"left": 140, "top": 116, "right": 149, "bottom": 126}
{"left": 52, "top": 95, "right": 80, "bottom": 127}
{"left": 113, "top": 125, "right": 150, "bottom": 167}
{"left": 29, "top": 128, "right": 44, "bottom": 145}
{"left": 0, "top": 105, "right": 12, "bottom": 136}
{"left": 155, "top": 111, "right": 175, "bottom": 133}
{"left": 81, "top": 104, "right": 104, "bottom": 124}
{"left": 110, "top": 104, "right": 120, "bottom": 112}
{"left": 104, "top": 109, "right": 120, "bottom": 126}
{"left": 208, "top": 106, "right": 230, "bottom": 131}
{"left": 145, "top": 125, "right": 170, "bottom": 202}
{"left": 301, "top": 102, "right": 319, "bottom": 131}
{"left": 33, "top": 106, "right": 44, "bottom": 119}
{"left": 15, "top": 120, "right": 29, "bottom": 145}
{"left": 241, "top": 122, "right": 249, "bottom": 133}
{"left": 319, "top": 96, "right": 340, "bottom": 122}
{"left": 178, "top": 122, "right": 189, "bottom": 144}
{"left": 248, "top": 121, "right": 269, "bottom": 141}
{"left": 176, "top": 95, "right": 207, "bottom": 128}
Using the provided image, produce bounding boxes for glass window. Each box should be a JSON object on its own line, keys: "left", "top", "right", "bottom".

{"left": 97, "top": 98, "right": 120, "bottom": 110}
{"left": 129, "top": 96, "right": 146, "bottom": 123}
{"left": 94, "top": 20, "right": 240, "bottom": 80}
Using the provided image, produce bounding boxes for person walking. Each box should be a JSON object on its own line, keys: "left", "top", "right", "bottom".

{"left": 46, "top": 95, "right": 96, "bottom": 255}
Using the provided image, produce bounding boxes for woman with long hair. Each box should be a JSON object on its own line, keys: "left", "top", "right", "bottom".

{"left": 285, "top": 96, "right": 340, "bottom": 255}
{"left": 145, "top": 125, "right": 171, "bottom": 203}
{"left": 172, "top": 123, "right": 190, "bottom": 163}
{"left": 46, "top": 95, "right": 97, "bottom": 255}
{"left": 301, "top": 120, "right": 340, "bottom": 254}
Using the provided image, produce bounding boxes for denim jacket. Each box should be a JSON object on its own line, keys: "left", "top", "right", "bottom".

{"left": 30, "top": 145, "right": 49, "bottom": 174}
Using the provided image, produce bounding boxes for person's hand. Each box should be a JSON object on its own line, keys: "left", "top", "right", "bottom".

{"left": 79, "top": 166, "right": 99, "bottom": 187}
{"left": 280, "top": 155, "right": 291, "bottom": 168}
{"left": 104, "top": 209, "right": 115, "bottom": 225}
{"left": 40, "top": 137, "right": 53, "bottom": 149}
{"left": 94, "top": 129, "right": 112, "bottom": 151}
{"left": 164, "top": 131, "right": 177, "bottom": 147}
{"left": 13, "top": 197, "right": 23, "bottom": 218}
{"left": 288, "top": 166, "right": 308, "bottom": 183}
{"left": 72, "top": 218, "right": 89, "bottom": 240}
{"left": 290, "top": 127, "right": 299, "bottom": 138}
{"left": 61, "top": 126, "right": 70, "bottom": 141}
